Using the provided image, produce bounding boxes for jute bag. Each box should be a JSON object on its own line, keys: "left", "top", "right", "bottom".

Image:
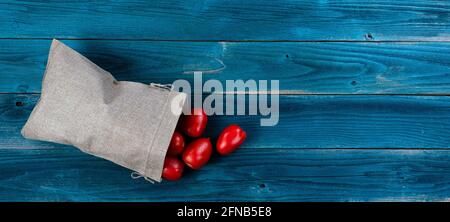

{"left": 21, "top": 39, "right": 186, "bottom": 182}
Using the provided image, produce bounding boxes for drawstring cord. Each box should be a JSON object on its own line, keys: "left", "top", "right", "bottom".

{"left": 130, "top": 172, "right": 156, "bottom": 184}
{"left": 149, "top": 83, "right": 174, "bottom": 91}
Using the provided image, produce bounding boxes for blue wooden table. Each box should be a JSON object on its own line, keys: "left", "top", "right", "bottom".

{"left": 1, "top": 0, "right": 450, "bottom": 201}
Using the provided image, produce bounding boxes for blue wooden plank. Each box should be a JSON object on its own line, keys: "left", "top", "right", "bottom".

{"left": 1, "top": 148, "right": 450, "bottom": 201}
{"left": 2, "top": 94, "right": 450, "bottom": 149}
{"left": 2, "top": 40, "right": 450, "bottom": 94}
{"left": 1, "top": 0, "right": 450, "bottom": 40}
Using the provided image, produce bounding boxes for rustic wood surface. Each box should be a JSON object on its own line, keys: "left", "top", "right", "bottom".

{"left": 2, "top": 94, "right": 450, "bottom": 149}
{"left": 2, "top": 148, "right": 450, "bottom": 201}
{"left": 1, "top": 0, "right": 450, "bottom": 41}
{"left": 1, "top": 0, "right": 450, "bottom": 201}
{"left": 2, "top": 40, "right": 450, "bottom": 94}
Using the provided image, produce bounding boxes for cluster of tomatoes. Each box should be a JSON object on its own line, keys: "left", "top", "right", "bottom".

{"left": 162, "top": 108, "right": 247, "bottom": 181}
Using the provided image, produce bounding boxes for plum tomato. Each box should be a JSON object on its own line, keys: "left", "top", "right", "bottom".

{"left": 162, "top": 156, "right": 185, "bottom": 181}
{"left": 182, "top": 138, "right": 212, "bottom": 170}
{"left": 216, "top": 124, "right": 247, "bottom": 155}
{"left": 180, "top": 108, "right": 207, "bottom": 137}
{"left": 167, "top": 131, "right": 185, "bottom": 155}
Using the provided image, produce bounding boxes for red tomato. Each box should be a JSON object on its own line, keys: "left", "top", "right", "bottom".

{"left": 162, "top": 156, "right": 184, "bottom": 181}
{"left": 182, "top": 138, "right": 212, "bottom": 170}
{"left": 180, "top": 108, "right": 207, "bottom": 137}
{"left": 216, "top": 124, "right": 247, "bottom": 155}
{"left": 167, "top": 131, "right": 185, "bottom": 155}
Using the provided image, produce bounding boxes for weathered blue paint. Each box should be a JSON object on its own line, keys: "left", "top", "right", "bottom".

{"left": 1, "top": 148, "right": 450, "bottom": 201}
{"left": 0, "top": 0, "right": 450, "bottom": 40}
{"left": 3, "top": 94, "right": 450, "bottom": 149}
{"left": 2, "top": 40, "right": 450, "bottom": 94}
{"left": 1, "top": 0, "right": 450, "bottom": 201}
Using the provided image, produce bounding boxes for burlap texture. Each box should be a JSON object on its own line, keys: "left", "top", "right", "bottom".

{"left": 21, "top": 39, "right": 186, "bottom": 182}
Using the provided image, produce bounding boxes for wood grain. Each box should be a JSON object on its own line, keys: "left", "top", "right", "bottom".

{"left": 3, "top": 94, "right": 450, "bottom": 149}
{"left": 1, "top": 0, "right": 450, "bottom": 40}
{"left": 2, "top": 0, "right": 450, "bottom": 202}
{"left": 2, "top": 40, "right": 450, "bottom": 94}
{"left": 1, "top": 148, "right": 450, "bottom": 201}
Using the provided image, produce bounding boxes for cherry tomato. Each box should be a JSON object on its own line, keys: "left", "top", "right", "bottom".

{"left": 167, "top": 131, "right": 185, "bottom": 155}
{"left": 162, "top": 156, "right": 184, "bottom": 181}
{"left": 180, "top": 108, "right": 207, "bottom": 137}
{"left": 182, "top": 138, "right": 212, "bottom": 170}
{"left": 216, "top": 124, "right": 247, "bottom": 155}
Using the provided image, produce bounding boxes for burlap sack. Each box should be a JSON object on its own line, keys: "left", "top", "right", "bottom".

{"left": 21, "top": 39, "right": 186, "bottom": 182}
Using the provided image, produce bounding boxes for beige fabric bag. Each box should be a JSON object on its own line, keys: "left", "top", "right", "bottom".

{"left": 21, "top": 39, "right": 186, "bottom": 182}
